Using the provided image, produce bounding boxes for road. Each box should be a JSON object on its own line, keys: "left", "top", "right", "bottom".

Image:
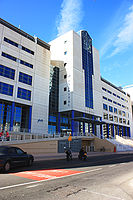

{"left": 0, "top": 153, "right": 133, "bottom": 200}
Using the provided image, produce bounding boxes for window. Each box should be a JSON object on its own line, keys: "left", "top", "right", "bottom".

{"left": 123, "top": 119, "right": 126, "bottom": 124}
{"left": 114, "top": 108, "right": 117, "bottom": 114}
{"left": 109, "top": 114, "right": 113, "bottom": 121}
{"left": 64, "top": 100, "right": 66, "bottom": 105}
{"left": 109, "top": 106, "right": 113, "bottom": 112}
{"left": 19, "top": 72, "right": 32, "bottom": 85}
{"left": 4, "top": 37, "right": 18, "bottom": 47}
{"left": 103, "top": 113, "right": 108, "bottom": 120}
{"left": 114, "top": 116, "right": 118, "bottom": 122}
{"left": 20, "top": 60, "right": 33, "bottom": 68}
{"left": 117, "top": 95, "right": 120, "bottom": 99}
{"left": 118, "top": 103, "right": 121, "bottom": 106}
{"left": 0, "top": 64, "right": 15, "bottom": 80}
{"left": 64, "top": 51, "right": 67, "bottom": 55}
{"left": 49, "top": 115, "right": 56, "bottom": 122}
{"left": 103, "top": 104, "right": 108, "bottom": 110}
{"left": 118, "top": 110, "right": 122, "bottom": 115}
{"left": 119, "top": 118, "right": 122, "bottom": 123}
{"left": 122, "top": 111, "right": 126, "bottom": 117}
{"left": 64, "top": 87, "right": 67, "bottom": 91}
{"left": 22, "top": 46, "right": 34, "bottom": 55}
{"left": 107, "top": 90, "right": 112, "bottom": 94}
{"left": 113, "top": 101, "right": 117, "bottom": 104}
{"left": 17, "top": 87, "right": 31, "bottom": 101}
{"left": 108, "top": 98, "right": 112, "bottom": 102}
{"left": 102, "top": 87, "right": 106, "bottom": 91}
{"left": 103, "top": 96, "right": 107, "bottom": 100}
{"left": 64, "top": 40, "right": 67, "bottom": 44}
{"left": 0, "top": 82, "right": 13, "bottom": 96}
{"left": 64, "top": 74, "right": 67, "bottom": 79}
{"left": 113, "top": 93, "right": 116, "bottom": 96}
{"left": 2, "top": 52, "right": 16, "bottom": 62}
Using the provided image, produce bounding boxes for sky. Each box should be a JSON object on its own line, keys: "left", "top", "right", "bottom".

{"left": 0, "top": 0, "right": 133, "bottom": 88}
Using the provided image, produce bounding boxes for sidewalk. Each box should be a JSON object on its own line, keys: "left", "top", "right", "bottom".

{"left": 34, "top": 151, "right": 125, "bottom": 161}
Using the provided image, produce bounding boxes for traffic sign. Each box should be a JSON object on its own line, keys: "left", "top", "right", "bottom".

{"left": 68, "top": 136, "right": 72, "bottom": 141}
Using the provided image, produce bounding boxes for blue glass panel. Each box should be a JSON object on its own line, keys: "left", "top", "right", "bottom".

{"left": 81, "top": 31, "right": 93, "bottom": 108}
{"left": 20, "top": 60, "right": 33, "bottom": 68}
{"left": 19, "top": 72, "right": 32, "bottom": 85}
{"left": 49, "top": 115, "right": 56, "bottom": 122}
{"left": 0, "top": 64, "right": 15, "bottom": 80}
{"left": 17, "top": 87, "right": 31, "bottom": 101}
{"left": 4, "top": 37, "right": 18, "bottom": 47}
{"left": 0, "top": 82, "right": 13, "bottom": 96}
{"left": 2, "top": 52, "right": 16, "bottom": 62}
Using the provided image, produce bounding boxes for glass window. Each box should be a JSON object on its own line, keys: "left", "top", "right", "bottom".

{"left": 64, "top": 87, "right": 67, "bottom": 91}
{"left": 20, "top": 60, "right": 33, "bottom": 68}
{"left": 103, "top": 103, "right": 108, "bottom": 110}
{"left": 2, "top": 52, "right": 16, "bottom": 62}
{"left": 119, "top": 118, "right": 122, "bottom": 123}
{"left": 4, "top": 37, "right": 18, "bottom": 47}
{"left": 123, "top": 119, "right": 126, "bottom": 124}
{"left": 114, "top": 108, "right": 117, "bottom": 114}
{"left": 0, "top": 64, "right": 15, "bottom": 80}
{"left": 103, "top": 96, "right": 107, "bottom": 100}
{"left": 113, "top": 93, "right": 116, "bottom": 96}
{"left": 114, "top": 116, "right": 118, "bottom": 122}
{"left": 64, "top": 75, "right": 67, "bottom": 79}
{"left": 64, "top": 100, "right": 66, "bottom": 105}
{"left": 102, "top": 87, "right": 106, "bottom": 91}
{"left": 118, "top": 110, "right": 122, "bottom": 115}
{"left": 109, "top": 106, "right": 113, "bottom": 112}
{"left": 22, "top": 46, "right": 34, "bottom": 55}
{"left": 108, "top": 98, "right": 112, "bottom": 102}
{"left": 64, "top": 51, "right": 67, "bottom": 55}
{"left": 107, "top": 90, "right": 112, "bottom": 94}
{"left": 19, "top": 72, "right": 32, "bottom": 85}
{"left": 49, "top": 115, "right": 56, "bottom": 122}
{"left": 109, "top": 114, "right": 113, "bottom": 121}
{"left": 103, "top": 113, "right": 108, "bottom": 120}
{"left": 122, "top": 111, "right": 126, "bottom": 117}
{"left": 0, "top": 82, "right": 13, "bottom": 96}
{"left": 17, "top": 87, "right": 31, "bottom": 101}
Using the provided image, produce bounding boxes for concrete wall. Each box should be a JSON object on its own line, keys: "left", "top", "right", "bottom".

{"left": 94, "top": 137, "right": 115, "bottom": 152}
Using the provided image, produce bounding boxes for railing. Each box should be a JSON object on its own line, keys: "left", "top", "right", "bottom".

{"left": 0, "top": 131, "right": 95, "bottom": 143}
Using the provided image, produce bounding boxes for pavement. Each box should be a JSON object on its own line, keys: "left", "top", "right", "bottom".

{"left": 33, "top": 151, "right": 130, "bottom": 161}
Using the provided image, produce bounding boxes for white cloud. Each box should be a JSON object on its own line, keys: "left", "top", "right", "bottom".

{"left": 57, "top": 0, "right": 83, "bottom": 36}
{"left": 111, "top": 5, "right": 133, "bottom": 56}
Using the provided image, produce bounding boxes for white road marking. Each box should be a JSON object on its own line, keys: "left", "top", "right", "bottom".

{"left": 87, "top": 190, "right": 124, "bottom": 200}
{"left": 0, "top": 168, "right": 102, "bottom": 190}
{"left": 26, "top": 184, "right": 42, "bottom": 189}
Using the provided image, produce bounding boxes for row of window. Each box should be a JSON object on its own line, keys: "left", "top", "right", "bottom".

{"left": 103, "top": 96, "right": 128, "bottom": 110}
{"left": 2, "top": 52, "right": 33, "bottom": 68}
{"left": 103, "top": 113, "right": 129, "bottom": 125}
{"left": 0, "top": 82, "right": 31, "bottom": 101}
{"left": 0, "top": 64, "right": 32, "bottom": 85}
{"left": 102, "top": 87, "right": 128, "bottom": 103}
{"left": 103, "top": 103, "right": 129, "bottom": 117}
{"left": 4, "top": 37, "right": 34, "bottom": 55}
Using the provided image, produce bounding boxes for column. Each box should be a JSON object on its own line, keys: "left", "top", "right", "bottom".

{"left": 100, "top": 117, "right": 103, "bottom": 139}
{"left": 92, "top": 116, "right": 95, "bottom": 135}
{"left": 71, "top": 110, "right": 74, "bottom": 136}
{"left": 112, "top": 124, "right": 115, "bottom": 138}
{"left": 107, "top": 124, "right": 109, "bottom": 138}
{"left": 129, "top": 127, "right": 131, "bottom": 138}
{"left": 122, "top": 126, "right": 124, "bottom": 137}
{"left": 125, "top": 126, "right": 127, "bottom": 137}
{"left": 83, "top": 113, "right": 85, "bottom": 136}
{"left": 10, "top": 102, "right": 15, "bottom": 131}
{"left": 117, "top": 125, "right": 119, "bottom": 136}
{"left": 58, "top": 112, "right": 60, "bottom": 133}
{"left": 28, "top": 106, "right": 32, "bottom": 133}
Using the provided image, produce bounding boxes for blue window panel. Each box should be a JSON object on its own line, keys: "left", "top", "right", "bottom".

{"left": 103, "top": 104, "right": 108, "bottom": 110}
{"left": 82, "top": 31, "right": 93, "bottom": 109}
{"left": 48, "top": 125, "right": 56, "bottom": 134}
{"left": 109, "top": 106, "right": 113, "bottom": 112}
{"left": 20, "top": 60, "right": 33, "bottom": 68}
{"left": 108, "top": 98, "right": 112, "bottom": 102}
{"left": 114, "top": 108, "right": 117, "bottom": 113}
{"left": 103, "top": 96, "right": 107, "bottom": 100}
{"left": 17, "top": 87, "right": 31, "bottom": 101}
{"left": 2, "top": 52, "right": 16, "bottom": 62}
{"left": 19, "top": 72, "right": 32, "bottom": 85}
{"left": 49, "top": 115, "right": 56, "bottom": 122}
{"left": 22, "top": 46, "right": 34, "bottom": 55}
{"left": 113, "top": 93, "right": 116, "bottom": 96}
{"left": 4, "top": 37, "right": 18, "bottom": 47}
{"left": 0, "top": 64, "right": 15, "bottom": 80}
{"left": 0, "top": 82, "right": 13, "bottom": 96}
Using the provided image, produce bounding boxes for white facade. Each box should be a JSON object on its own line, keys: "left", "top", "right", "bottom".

{"left": 0, "top": 18, "right": 50, "bottom": 134}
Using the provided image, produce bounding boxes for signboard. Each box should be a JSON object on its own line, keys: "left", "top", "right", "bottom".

{"left": 68, "top": 136, "right": 72, "bottom": 141}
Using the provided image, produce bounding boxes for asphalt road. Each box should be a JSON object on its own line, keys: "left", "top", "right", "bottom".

{"left": 0, "top": 153, "right": 133, "bottom": 200}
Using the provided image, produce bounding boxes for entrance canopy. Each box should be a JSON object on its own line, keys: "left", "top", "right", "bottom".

{"left": 71, "top": 117, "right": 106, "bottom": 125}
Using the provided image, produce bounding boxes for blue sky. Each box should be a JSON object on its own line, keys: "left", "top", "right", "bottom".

{"left": 0, "top": 0, "right": 133, "bottom": 87}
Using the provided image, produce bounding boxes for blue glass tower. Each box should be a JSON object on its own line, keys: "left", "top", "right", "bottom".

{"left": 81, "top": 31, "right": 93, "bottom": 108}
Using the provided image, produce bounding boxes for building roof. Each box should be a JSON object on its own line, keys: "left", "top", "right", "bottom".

{"left": 0, "top": 18, "right": 50, "bottom": 51}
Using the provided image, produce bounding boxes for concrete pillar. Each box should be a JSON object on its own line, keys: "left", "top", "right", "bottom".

{"left": 71, "top": 110, "right": 74, "bottom": 136}
{"left": 10, "top": 102, "right": 15, "bottom": 131}
{"left": 28, "top": 106, "right": 32, "bottom": 133}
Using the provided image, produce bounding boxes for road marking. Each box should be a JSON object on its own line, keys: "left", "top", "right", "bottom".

{"left": 87, "top": 190, "right": 124, "bottom": 200}
{"left": 0, "top": 168, "right": 102, "bottom": 190}
{"left": 26, "top": 184, "right": 42, "bottom": 189}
